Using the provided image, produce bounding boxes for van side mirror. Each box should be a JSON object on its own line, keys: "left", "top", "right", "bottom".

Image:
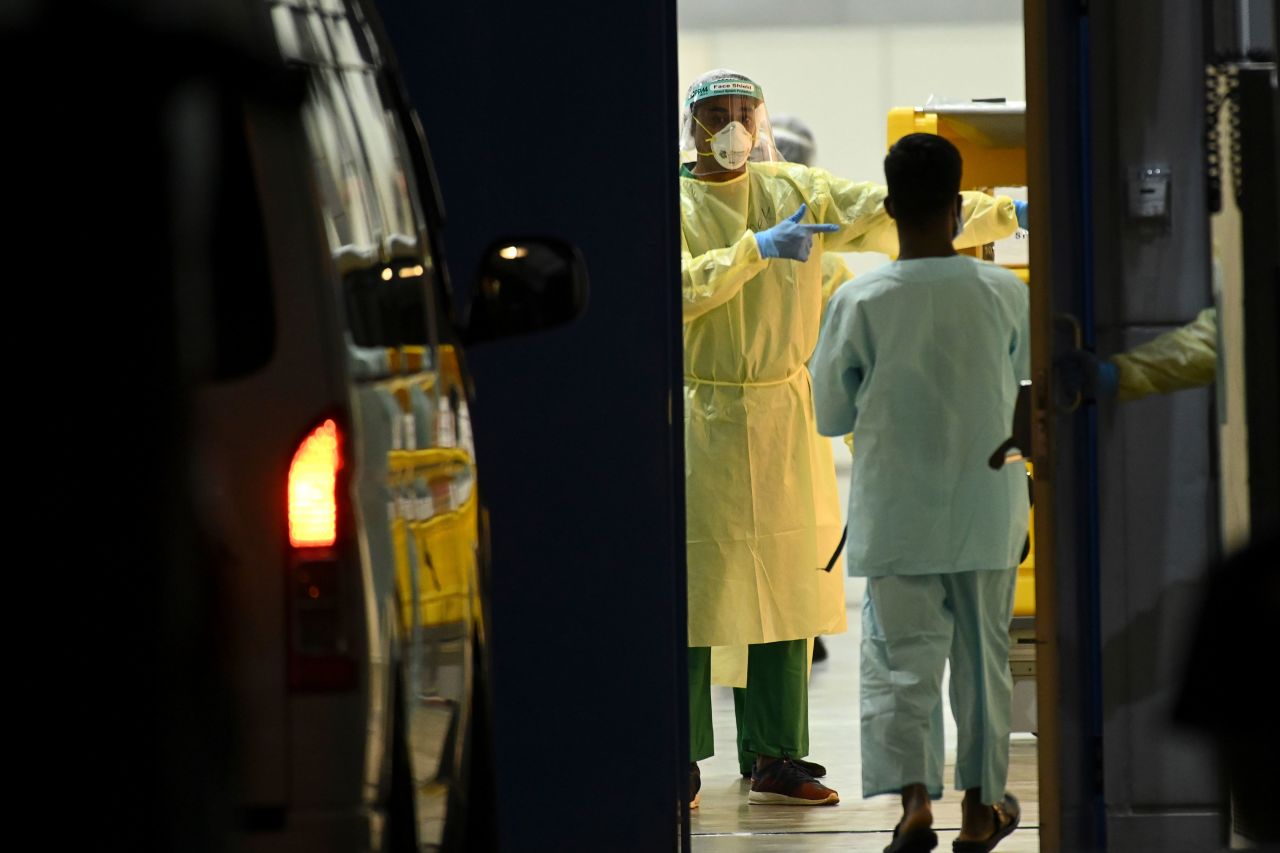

{"left": 464, "top": 238, "right": 588, "bottom": 345}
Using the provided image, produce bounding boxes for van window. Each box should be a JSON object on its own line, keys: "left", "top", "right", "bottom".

{"left": 274, "top": 0, "right": 438, "bottom": 352}
{"left": 342, "top": 68, "right": 419, "bottom": 255}
{"left": 301, "top": 72, "right": 380, "bottom": 255}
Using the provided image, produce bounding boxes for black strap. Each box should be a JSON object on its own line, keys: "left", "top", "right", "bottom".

{"left": 988, "top": 436, "right": 1019, "bottom": 470}
{"left": 821, "top": 526, "right": 847, "bottom": 573}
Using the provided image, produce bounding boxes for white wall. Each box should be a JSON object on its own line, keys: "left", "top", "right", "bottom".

{"left": 679, "top": 21, "right": 1025, "bottom": 277}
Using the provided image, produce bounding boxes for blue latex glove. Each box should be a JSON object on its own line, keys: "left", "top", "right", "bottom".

{"left": 1014, "top": 200, "right": 1030, "bottom": 230}
{"left": 1056, "top": 348, "right": 1118, "bottom": 401}
{"left": 754, "top": 204, "right": 839, "bottom": 262}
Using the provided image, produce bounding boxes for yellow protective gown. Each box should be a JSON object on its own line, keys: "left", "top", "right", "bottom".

{"left": 682, "top": 161, "right": 1018, "bottom": 649}
{"left": 1114, "top": 308, "right": 1218, "bottom": 401}
{"left": 821, "top": 252, "right": 856, "bottom": 306}
{"left": 711, "top": 250, "right": 857, "bottom": 687}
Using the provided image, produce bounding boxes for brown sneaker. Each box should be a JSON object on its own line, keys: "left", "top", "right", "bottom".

{"left": 689, "top": 762, "right": 701, "bottom": 809}
{"left": 748, "top": 758, "right": 839, "bottom": 805}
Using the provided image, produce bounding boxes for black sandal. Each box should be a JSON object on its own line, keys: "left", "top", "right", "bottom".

{"left": 952, "top": 793, "right": 1021, "bottom": 853}
{"left": 884, "top": 821, "right": 938, "bottom": 853}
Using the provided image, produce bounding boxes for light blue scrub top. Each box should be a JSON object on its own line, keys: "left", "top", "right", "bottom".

{"left": 811, "top": 255, "right": 1030, "bottom": 577}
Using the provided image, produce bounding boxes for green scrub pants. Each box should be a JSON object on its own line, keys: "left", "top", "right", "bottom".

{"left": 860, "top": 568, "right": 1018, "bottom": 805}
{"left": 688, "top": 639, "right": 809, "bottom": 764}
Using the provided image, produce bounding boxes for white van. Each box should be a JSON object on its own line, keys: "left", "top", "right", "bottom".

{"left": 196, "top": 1, "right": 586, "bottom": 849}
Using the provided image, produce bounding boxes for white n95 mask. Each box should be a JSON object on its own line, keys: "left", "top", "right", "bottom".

{"left": 710, "top": 121, "right": 753, "bottom": 170}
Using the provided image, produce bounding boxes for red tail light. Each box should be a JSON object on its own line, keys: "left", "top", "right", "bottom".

{"left": 288, "top": 419, "right": 340, "bottom": 548}
{"left": 287, "top": 418, "right": 357, "bottom": 693}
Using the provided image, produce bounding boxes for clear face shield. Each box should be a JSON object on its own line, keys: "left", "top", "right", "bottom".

{"left": 769, "top": 114, "right": 815, "bottom": 166}
{"left": 678, "top": 73, "right": 781, "bottom": 177}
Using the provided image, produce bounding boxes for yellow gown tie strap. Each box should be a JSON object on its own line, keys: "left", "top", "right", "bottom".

{"left": 684, "top": 365, "right": 805, "bottom": 388}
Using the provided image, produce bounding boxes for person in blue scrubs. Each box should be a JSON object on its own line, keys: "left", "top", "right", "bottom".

{"left": 810, "top": 133, "right": 1028, "bottom": 853}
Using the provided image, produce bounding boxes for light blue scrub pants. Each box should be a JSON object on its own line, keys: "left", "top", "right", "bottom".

{"left": 860, "top": 568, "right": 1018, "bottom": 805}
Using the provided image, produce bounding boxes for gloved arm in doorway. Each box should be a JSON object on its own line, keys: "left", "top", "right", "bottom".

{"left": 1055, "top": 308, "right": 1218, "bottom": 403}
